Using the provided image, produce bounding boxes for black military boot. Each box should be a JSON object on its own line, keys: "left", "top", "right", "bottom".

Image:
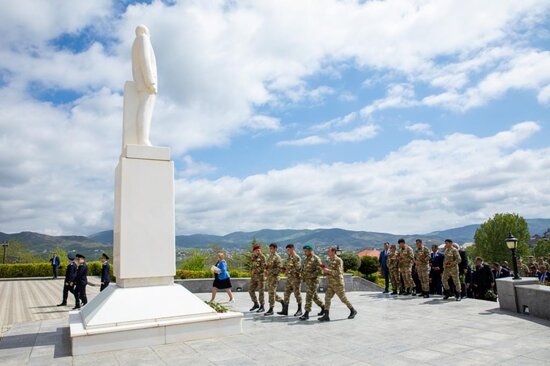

{"left": 317, "top": 306, "right": 325, "bottom": 316}
{"left": 264, "top": 307, "right": 274, "bottom": 315}
{"left": 249, "top": 303, "right": 259, "bottom": 311}
{"left": 277, "top": 303, "right": 288, "bottom": 316}
{"left": 423, "top": 292, "right": 430, "bottom": 298}
{"left": 443, "top": 290, "right": 450, "bottom": 300}
{"left": 348, "top": 308, "right": 357, "bottom": 319}
{"left": 411, "top": 288, "right": 417, "bottom": 296}
{"left": 294, "top": 304, "right": 303, "bottom": 317}
{"left": 299, "top": 311, "right": 309, "bottom": 321}
{"left": 455, "top": 292, "right": 461, "bottom": 301}
{"left": 403, "top": 288, "right": 411, "bottom": 295}
{"left": 318, "top": 310, "right": 330, "bottom": 322}
{"left": 390, "top": 290, "right": 398, "bottom": 295}
{"left": 256, "top": 304, "right": 265, "bottom": 313}
{"left": 57, "top": 302, "right": 67, "bottom": 307}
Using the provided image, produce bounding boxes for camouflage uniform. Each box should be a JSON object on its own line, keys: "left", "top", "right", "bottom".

{"left": 388, "top": 251, "right": 400, "bottom": 292}
{"left": 398, "top": 245, "right": 415, "bottom": 290}
{"left": 414, "top": 245, "right": 431, "bottom": 292}
{"left": 518, "top": 262, "right": 530, "bottom": 277}
{"left": 248, "top": 252, "right": 266, "bottom": 305}
{"left": 442, "top": 247, "right": 461, "bottom": 292}
{"left": 283, "top": 253, "right": 302, "bottom": 305}
{"left": 324, "top": 256, "right": 353, "bottom": 310}
{"left": 301, "top": 254, "right": 324, "bottom": 312}
{"left": 265, "top": 251, "right": 283, "bottom": 307}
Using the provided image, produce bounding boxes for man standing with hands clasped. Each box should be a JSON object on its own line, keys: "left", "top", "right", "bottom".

{"left": 318, "top": 247, "right": 357, "bottom": 322}
{"left": 299, "top": 244, "right": 325, "bottom": 321}
{"left": 414, "top": 239, "right": 431, "bottom": 298}
{"left": 100, "top": 253, "right": 110, "bottom": 291}
{"left": 442, "top": 239, "right": 461, "bottom": 301}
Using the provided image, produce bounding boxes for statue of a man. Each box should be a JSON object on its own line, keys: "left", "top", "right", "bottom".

{"left": 131, "top": 25, "right": 157, "bottom": 146}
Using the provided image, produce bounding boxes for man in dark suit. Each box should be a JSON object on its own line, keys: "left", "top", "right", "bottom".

{"left": 100, "top": 253, "right": 110, "bottom": 291}
{"left": 50, "top": 252, "right": 60, "bottom": 279}
{"left": 57, "top": 253, "right": 77, "bottom": 306}
{"left": 473, "top": 257, "right": 494, "bottom": 300}
{"left": 379, "top": 242, "right": 390, "bottom": 293}
{"left": 429, "top": 245, "right": 444, "bottom": 295}
{"left": 458, "top": 248, "right": 469, "bottom": 298}
{"left": 491, "top": 263, "right": 510, "bottom": 293}
{"left": 73, "top": 254, "right": 88, "bottom": 310}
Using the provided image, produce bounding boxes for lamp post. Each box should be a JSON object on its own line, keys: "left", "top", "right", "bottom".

{"left": 505, "top": 232, "right": 521, "bottom": 280}
{"left": 335, "top": 245, "right": 342, "bottom": 256}
{"left": 2, "top": 241, "right": 9, "bottom": 264}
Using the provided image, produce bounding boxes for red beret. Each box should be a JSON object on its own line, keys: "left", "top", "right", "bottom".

{"left": 252, "top": 245, "right": 260, "bottom": 251}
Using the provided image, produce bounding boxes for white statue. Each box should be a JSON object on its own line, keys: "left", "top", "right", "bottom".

{"left": 131, "top": 24, "right": 157, "bottom": 146}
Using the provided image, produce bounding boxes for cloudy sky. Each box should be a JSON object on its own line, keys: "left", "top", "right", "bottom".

{"left": 1, "top": 0, "right": 549, "bottom": 236}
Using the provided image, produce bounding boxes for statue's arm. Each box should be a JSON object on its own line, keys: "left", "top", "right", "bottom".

{"left": 139, "top": 36, "right": 157, "bottom": 93}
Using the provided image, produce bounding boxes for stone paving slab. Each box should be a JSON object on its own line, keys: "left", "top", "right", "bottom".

{"left": 1, "top": 289, "right": 550, "bottom": 365}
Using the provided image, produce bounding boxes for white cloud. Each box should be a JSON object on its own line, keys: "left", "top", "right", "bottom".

{"left": 405, "top": 123, "right": 433, "bottom": 136}
{"left": 360, "top": 84, "right": 417, "bottom": 118}
{"left": 277, "top": 136, "right": 328, "bottom": 146}
{"left": 247, "top": 115, "right": 281, "bottom": 131}
{"left": 175, "top": 122, "right": 550, "bottom": 235}
{"left": 329, "top": 124, "right": 380, "bottom": 142}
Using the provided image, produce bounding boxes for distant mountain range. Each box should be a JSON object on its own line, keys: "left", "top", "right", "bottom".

{"left": 1, "top": 219, "right": 549, "bottom": 256}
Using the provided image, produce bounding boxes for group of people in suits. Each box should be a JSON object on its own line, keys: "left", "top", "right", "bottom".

{"left": 56, "top": 252, "right": 111, "bottom": 310}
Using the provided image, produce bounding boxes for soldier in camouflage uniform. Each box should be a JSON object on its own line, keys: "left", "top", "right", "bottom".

{"left": 248, "top": 245, "right": 266, "bottom": 312}
{"left": 528, "top": 256, "right": 538, "bottom": 270}
{"left": 318, "top": 247, "right": 357, "bottom": 322}
{"left": 277, "top": 244, "right": 303, "bottom": 316}
{"left": 518, "top": 258, "right": 530, "bottom": 277}
{"left": 299, "top": 244, "right": 325, "bottom": 321}
{"left": 397, "top": 239, "right": 415, "bottom": 295}
{"left": 414, "top": 239, "right": 431, "bottom": 298}
{"left": 387, "top": 245, "right": 400, "bottom": 295}
{"left": 264, "top": 243, "right": 284, "bottom": 315}
{"left": 442, "top": 239, "right": 461, "bottom": 301}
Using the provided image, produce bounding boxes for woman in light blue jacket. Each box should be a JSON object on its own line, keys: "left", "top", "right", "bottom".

{"left": 210, "top": 253, "right": 234, "bottom": 303}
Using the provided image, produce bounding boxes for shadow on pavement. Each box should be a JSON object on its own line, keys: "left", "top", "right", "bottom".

{"left": 0, "top": 327, "right": 71, "bottom": 358}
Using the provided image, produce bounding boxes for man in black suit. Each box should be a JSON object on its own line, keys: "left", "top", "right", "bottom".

{"left": 50, "top": 252, "right": 60, "bottom": 279}
{"left": 429, "top": 245, "right": 444, "bottom": 295}
{"left": 473, "top": 257, "right": 494, "bottom": 300}
{"left": 57, "top": 253, "right": 77, "bottom": 306}
{"left": 491, "top": 263, "right": 510, "bottom": 293}
{"left": 378, "top": 242, "right": 390, "bottom": 293}
{"left": 100, "top": 253, "right": 110, "bottom": 291}
{"left": 458, "top": 247, "right": 468, "bottom": 298}
{"left": 73, "top": 254, "right": 88, "bottom": 309}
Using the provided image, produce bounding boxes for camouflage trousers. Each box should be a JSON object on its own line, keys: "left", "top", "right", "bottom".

{"left": 303, "top": 278, "right": 324, "bottom": 312}
{"left": 442, "top": 265, "right": 461, "bottom": 292}
{"left": 389, "top": 268, "right": 400, "bottom": 291}
{"left": 325, "top": 280, "right": 352, "bottom": 310}
{"left": 266, "top": 275, "right": 283, "bottom": 307}
{"left": 417, "top": 265, "right": 430, "bottom": 292}
{"left": 283, "top": 276, "right": 302, "bottom": 305}
{"left": 399, "top": 265, "right": 415, "bottom": 289}
{"left": 248, "top": 275, "right": 265, "bottom": 305}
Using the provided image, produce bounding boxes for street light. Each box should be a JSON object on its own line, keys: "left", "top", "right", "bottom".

{"left": 505, "top": 232, "right": 521, "bottom": 280}
{"left": 335, "top": 245, "right": 342, "bottom": 256}
{"left": 2, "top": 241, "right": 9, "bottom": 264}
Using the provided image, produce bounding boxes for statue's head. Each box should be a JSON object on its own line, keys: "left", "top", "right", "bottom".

{"left": 135, "top": 24, "right": 150, "bottom": 37}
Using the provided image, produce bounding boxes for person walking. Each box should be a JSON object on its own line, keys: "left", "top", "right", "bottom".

{"left": 318, "top": 247, "right": 357, "bottom": 321}
{"left": 73, "top": 254, "right": 88, "bottom": 310}
{"left": 379, "top": 242, "right": 390, "bottom": 293}
{"left": 50, "top": 252, "right": 60, "bottom": 279}
{"left": 414, "top": 239, "right": 431, "bottom": 298}
{"left": 57, "top": 253, "right": 77, "bottom": 306}
{"left": 264, "top": 243, "right": 284, "bottom": 315}
{"left": 277, "top": 244, "right": 303, "bottom": 316}
{"left": 299, "top": 244, "right": 325, "bottom": 321}
{"left": 442, "top": 240, "right": 461, "bottom": 301}
{"left": 100, "top": 253, "right": 110, "bottom": 291}
{"left": 248, "top": 245, "right": 266, "bottom": 312}
{"left": 210, "top": 252, "right": 234, "bottom": 303}
{"left": 397, "top": 239, "right": 415, "bottom": 295}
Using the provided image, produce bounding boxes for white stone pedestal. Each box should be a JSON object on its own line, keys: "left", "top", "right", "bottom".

{"left": 70, "top": 145, "right": 243, "bottom": 355}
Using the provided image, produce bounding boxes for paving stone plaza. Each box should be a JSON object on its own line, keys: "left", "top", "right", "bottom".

{"left": 1, "top": 280, "right": 549, "bottom": 365}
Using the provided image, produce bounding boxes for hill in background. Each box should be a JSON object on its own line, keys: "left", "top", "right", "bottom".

{"left": 2, "top": 218, "right": 548, "bottom": 255}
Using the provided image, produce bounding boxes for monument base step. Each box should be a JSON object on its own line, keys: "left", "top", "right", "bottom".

{"left": 69, "top": 284, "right": 243, "bottom": 355}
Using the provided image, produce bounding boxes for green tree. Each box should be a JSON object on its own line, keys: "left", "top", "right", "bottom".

{"left": 180, "top": 250, "right": 209, "bottom": 271}
{"left": 473, "top": 213, "right": 530, "bottom": 264}
{"left": 359, "top": 256, "right": 379, "bottom": 276}
{"left": 340, "top": 252, "right": 360, "bottom": 272}
{"left": 3, "top": 240, "right": 39, "bottom": 264}
{"left": 533, "top": 238, "right": 550, "bottom": 258}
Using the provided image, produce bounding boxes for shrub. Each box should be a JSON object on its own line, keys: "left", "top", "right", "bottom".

{"left": 359, "top": 255, "right": 379, "bottom": 276}
{"left": 340, "top": 252, "right": 361, "bottom": 272}
{"left": 175, "top": 269, "right": 250, "bottom": 279}
{"left": 0, "top": 263, "right": 52, "bottom": 278}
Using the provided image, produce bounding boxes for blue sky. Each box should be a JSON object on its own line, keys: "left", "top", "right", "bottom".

{"left": 0, "top": 0, "right": 549, "bottom": 236}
